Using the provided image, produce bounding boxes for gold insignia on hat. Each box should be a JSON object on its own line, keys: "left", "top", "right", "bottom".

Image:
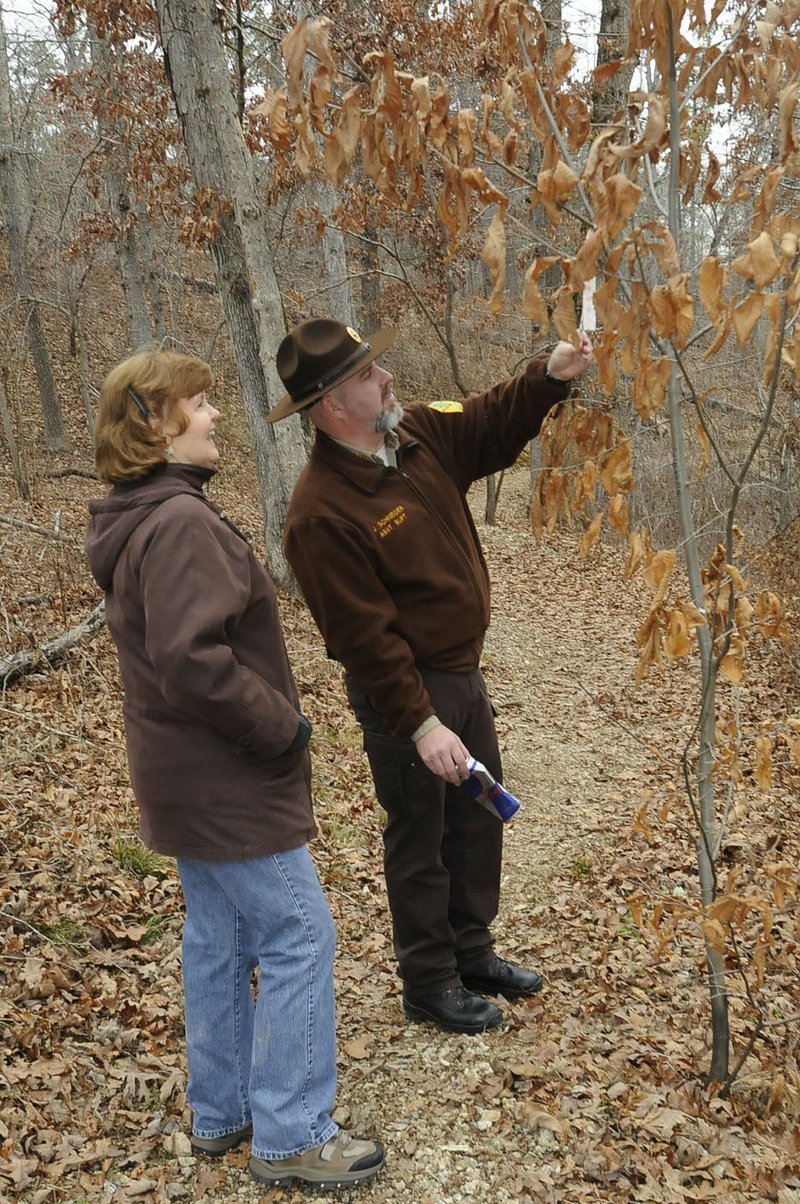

{"left": 346, "top": 326, "right": 362, "bottom": 343}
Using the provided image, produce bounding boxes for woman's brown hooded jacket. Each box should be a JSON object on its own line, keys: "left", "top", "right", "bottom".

{"left": 86, "top": 464, "right": 314, "bottom": 861}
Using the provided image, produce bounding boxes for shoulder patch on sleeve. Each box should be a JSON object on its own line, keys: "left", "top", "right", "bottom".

{"left": 428, "top": 400, "right": 464, "bottom": 413}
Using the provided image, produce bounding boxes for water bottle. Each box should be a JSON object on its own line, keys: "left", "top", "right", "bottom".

{"left": 461, "top": 758, "right": 521, "bottom": 822}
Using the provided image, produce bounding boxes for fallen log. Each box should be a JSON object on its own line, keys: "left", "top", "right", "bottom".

{"left": 0, "top": 514, "right": 79, "bottom": 543}
{"left": 46, "top": 468, "right": 98, "bottom": 480}
{"left": 0, "top": 601, "right": 106, "bottom": 686}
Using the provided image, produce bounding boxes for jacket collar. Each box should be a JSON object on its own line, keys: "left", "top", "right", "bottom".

{"left": 161, "top": 462, "right": 216, "bottom": 490}
{"left": 107, "top": 462, "right": 216, "bottom": 501}
{"left": 312, "top": 428, "right": 418, "bottom": 494}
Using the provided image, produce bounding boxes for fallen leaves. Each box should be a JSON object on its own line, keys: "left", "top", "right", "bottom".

{"left": 2, "top": 427, "right": 799, "bottom": 1204}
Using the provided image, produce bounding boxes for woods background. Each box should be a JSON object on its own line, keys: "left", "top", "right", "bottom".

{"left": 1, "top": 1, "right": 799, "bottom": 1201}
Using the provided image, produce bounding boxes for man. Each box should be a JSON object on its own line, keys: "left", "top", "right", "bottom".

{"left": 270, "top": 318, "right": 593, "bottom": 1035}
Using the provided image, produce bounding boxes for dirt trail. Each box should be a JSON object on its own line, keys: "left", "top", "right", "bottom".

{"left": 481, "top": 500, "right": 657, "bottom": 906}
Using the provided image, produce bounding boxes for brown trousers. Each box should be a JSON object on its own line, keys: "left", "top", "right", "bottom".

{"left": 345, "top": 667, "right": 503, "bottom": 993}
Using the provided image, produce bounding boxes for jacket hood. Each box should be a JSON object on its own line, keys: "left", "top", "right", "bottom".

{"left": 85, "top": 463, "right": 214, "bottom": 591}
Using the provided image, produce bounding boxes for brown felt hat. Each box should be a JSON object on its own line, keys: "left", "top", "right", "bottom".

{"left": 268, "top": 318, "right": 397, "bottom": 423}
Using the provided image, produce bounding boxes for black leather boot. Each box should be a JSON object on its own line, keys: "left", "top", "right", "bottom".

{"left": 402, "top": 986, "right": 503, "bottom": 1034}
{"left": 461, "top": 956, "right": 543, "bottom": 1000}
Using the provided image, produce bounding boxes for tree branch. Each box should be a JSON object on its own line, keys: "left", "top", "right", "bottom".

{"left": 1, "top": 601, "right": 106, "bottom": 686}
{"left": 0, "top": 514, "right": 80, "bottom": 542}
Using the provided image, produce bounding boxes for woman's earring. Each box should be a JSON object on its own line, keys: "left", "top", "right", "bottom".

{"left": 166, "top": 444, "right": 176, "bottom": 459}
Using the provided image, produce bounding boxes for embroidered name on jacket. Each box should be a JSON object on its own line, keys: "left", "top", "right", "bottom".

{"left": 373, "top": 505, "right": 407, "bottom": 539}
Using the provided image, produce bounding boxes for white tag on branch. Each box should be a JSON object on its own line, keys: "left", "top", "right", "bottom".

{"left": 580, "top": 277, "right": 597, "bottom": 333}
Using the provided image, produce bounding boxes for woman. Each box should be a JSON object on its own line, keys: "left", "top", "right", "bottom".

{"left": 85, "top": 349, "right": 384, "bottom": 1191}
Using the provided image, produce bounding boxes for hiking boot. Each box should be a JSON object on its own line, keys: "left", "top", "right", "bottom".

{"left": 402, "top": 985, "right": 503, "bottom": 1034}
{"left": 462, "top": 955, "right": 543, "bottom": 1000}
{"left": 191, "top": 1122, "right": 252, "bottom": 1156}
{"left": 249, "top": 1130, "right": 385, "bottom": 1189}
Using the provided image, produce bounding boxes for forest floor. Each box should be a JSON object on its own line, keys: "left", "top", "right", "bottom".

{"left": 2, "top": 437, "right": 800, "bottom": 1204}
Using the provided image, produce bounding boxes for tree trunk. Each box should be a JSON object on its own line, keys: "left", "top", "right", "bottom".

{"left": 155, "top": 0, "right": 306, "bottom": 586}
{"left": 778, "top": 383, "right": 798, "bottom": 530}
{"left": 0, "top": 2, "right": 67, "bottom": 450}
{"left": 665, "top": 360, "right": 730, "bottom": 1084}
{"left": 592, "top": 0, "right": 636, "bottom": 128}
{"left": 78, "top": 319, "right": 95, "bottom": 445}
{"left": 90, "top": 28, "right": 154, "bottom": 349}
{"left": 484, "top": 470, "right": 505, "bottom": 525}
{"left": 137, "top": 207, "right": 168, "bottom": 343}
{"left": 540, "top": 0, "right": 562, "bottom": 45}
{"left": 288, "top": 2, "right": 355, "bottom": 327}
{"left": 319, "top": 179, "right": 356, "bottom": 325}
{"left": 0, "top": 370, "right": 30, "bottom": 499}
{"left": 359, "top": 212, "right": 381, "bottom": 333}
{"left": 529, "top": 0, "right": 562, "bottom": 299}
{"left": 663, "top": 8, "right": 729, "bottom": 1086}
{"left": 63, "top": 257, "right": 97, "bottom": 443}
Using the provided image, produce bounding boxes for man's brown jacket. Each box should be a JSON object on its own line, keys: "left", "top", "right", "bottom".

{"left": 284, "top": 355, "right": 570, "bottom": 738}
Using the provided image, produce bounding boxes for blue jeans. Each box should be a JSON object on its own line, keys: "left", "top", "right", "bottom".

{"left": 177, "top": 845, "right": 339, "bottom": 1160}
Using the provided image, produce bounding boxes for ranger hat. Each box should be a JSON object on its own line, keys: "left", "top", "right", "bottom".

{"left": 268, "top": 318, "right": 396, "bottom": 423}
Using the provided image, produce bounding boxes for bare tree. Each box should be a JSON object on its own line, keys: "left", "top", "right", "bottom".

{"left": 155, "top": 0, "right": 307, "bottom": 586}
{"left": 0, "top": 370, "right": 30, "bottom": 499}
{"left": 318, "top": 179, "right": 356, "bottom": 325}
{"left": 89, "top": 24, "right": 155, "bottom": 349}
{"left": 0, "top": 1, "right": 67, "bottom": 450}
{"left": 592, "top": 0, "right": 636, "bottom": 128}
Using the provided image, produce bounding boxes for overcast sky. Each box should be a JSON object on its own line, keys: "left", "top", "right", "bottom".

{"left": 4, "top": 0, "right": 603, "bottom": 67}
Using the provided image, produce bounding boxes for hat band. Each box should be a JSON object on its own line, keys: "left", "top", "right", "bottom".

{"left": 293, "top": 340, "right": 372, "bottom": 406}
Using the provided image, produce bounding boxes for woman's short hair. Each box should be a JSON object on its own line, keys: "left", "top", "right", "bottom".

{"left": 94, "top": 350, "right": 213, "bottom": 483}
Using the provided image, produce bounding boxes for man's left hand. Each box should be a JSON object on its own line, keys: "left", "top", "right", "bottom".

{"left": 546, "top": 334, "right": 593, "bottom": 382}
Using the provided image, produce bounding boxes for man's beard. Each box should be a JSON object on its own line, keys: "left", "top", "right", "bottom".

{"left": 373, "top": 401, "right": 404, "bottom": 434}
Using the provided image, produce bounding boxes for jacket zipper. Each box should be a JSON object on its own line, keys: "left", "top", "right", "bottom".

{"left": 396, "top": 467, "right": 490, "bottom": 630}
